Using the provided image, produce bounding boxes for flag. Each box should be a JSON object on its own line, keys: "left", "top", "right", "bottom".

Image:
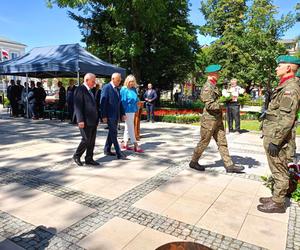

{"left": 1, "top": 49, "right": 9, "bottom": 60}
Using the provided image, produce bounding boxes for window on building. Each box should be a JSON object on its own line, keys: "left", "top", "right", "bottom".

{"left": 10, "top": 52, "right": 19, "bottom": 59}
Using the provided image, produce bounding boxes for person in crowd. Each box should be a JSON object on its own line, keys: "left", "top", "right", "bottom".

{"left": 21, "top": 82, "right": 29, "bottom": 117}
{"left": 73, "top": 73, "right": 99, "bottom": 166}
{"left": 143, "top": 83, "right": 157, "bottom": 122}
{"left": 9, "top": 80, "right": 19, "bottom": 117}
{"left": 6, "top": 80, "right": 12, "bottom": 116}
{"left": 34, "top": 82, "right": 47, "bottom": 119}
{"left": 57, "top": 81, "right": 66, "bottom": 110}
{"left": 66, "top": 79, "right": 77, "bottom": 124}
{"left": 28, "top": 81, "right": 36, "bottom": 119}
{"left": 16, "top": 80, "right": 24, "bottom": 116}
{"left": 94, "top": 82, "right": 102, "bottom": 122}
{"left": 120, "top": 74, "right": 144, "bottom": 153}
{"left": 189, "top": 64, "right": 244, "bottom": 173}
{"left": 257, "top": 55, "right": 300, "bottom": 214}
{"left": 155, "top": 87, "right": 161, "bottom": 107}
{"left": 226, "top": 78, "right": 245, "bottom": 133}
{"left": 100, "top": 72, "right": 127, "bottom": 160}
{"left": 174, "top": 90, "right": 180, "bottom": 104}
{"left": 249, "top": 83, "right": 259, "bottom": 100}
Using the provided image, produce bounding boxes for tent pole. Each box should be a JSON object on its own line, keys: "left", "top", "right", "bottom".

{"left": 26, "top": 73, "right": 29, "bottom": 118}
{"left": 77, "top": 72, "right": 80, "bottom": 85}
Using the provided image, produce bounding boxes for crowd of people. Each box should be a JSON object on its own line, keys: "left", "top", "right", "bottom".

{"left": 4, "top": 54, "right": 300, "bottom": 215}
{"left": 7, "top": 79, "right": 47, "bottom": 119}
{"left": 73, "top": 73, "right": 150, "bottom": 167}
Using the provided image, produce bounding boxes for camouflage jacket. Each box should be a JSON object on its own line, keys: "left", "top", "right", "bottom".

{"left": 263, "top": 78, "right": 300, "bottom": 145}
{"left": 200, "top": 81, "right": 222, "bottom": 120}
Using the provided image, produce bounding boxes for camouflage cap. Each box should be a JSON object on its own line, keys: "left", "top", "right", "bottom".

{"left": 276, "top": 55, "right": 300, "bottom": 65}
{"left": 205, "top": 64, "right": 222, "bottom": 73}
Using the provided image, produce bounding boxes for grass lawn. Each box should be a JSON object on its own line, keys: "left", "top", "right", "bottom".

{"left": 240, "top": 120, "right": 300, "bottom": 135}
{"left": 193, "top": 120, "right": 300, "bottom": 135}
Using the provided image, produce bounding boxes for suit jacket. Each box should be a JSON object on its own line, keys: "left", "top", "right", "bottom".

{"left": 74, "top": 84, "right": 98, "bottom": 126}
{"left": 143, "top": 89, "right": 157, "bottom": 104}
{"left": 100, "top": 83, "right": 125, "bottom": 120}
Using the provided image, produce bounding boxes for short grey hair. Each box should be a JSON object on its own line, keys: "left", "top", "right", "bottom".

{"left": 84, "top": 73, "right": 96, "bottom": 82}
{"left": 111, "top": 72, "right": 121, "bottom": 80}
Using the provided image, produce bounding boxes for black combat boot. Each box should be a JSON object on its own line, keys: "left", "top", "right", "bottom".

{"left": 189, "top": 161, "right": 205, "bottom": 171}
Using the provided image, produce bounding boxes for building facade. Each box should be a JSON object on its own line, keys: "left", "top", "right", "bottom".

{"left": 0, "top": 36, "right": 27, "bottom": 94}
{"left": 278, "top": 39, "right": 299, "bottom": 55}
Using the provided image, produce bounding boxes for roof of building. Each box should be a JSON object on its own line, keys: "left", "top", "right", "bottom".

{"left": 0, "top": 36, "right": 26, "bottom": 47}
{"left": 278, "top": 39, "right": 298, "bottom": 44}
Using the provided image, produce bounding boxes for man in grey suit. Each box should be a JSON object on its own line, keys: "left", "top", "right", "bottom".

{"left": 73, "top": 73, "right": 99, "bottom": 166}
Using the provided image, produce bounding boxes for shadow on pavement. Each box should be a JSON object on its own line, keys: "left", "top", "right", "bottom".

{"left": 1, "top": 225, "right": 57, "bottom": 250}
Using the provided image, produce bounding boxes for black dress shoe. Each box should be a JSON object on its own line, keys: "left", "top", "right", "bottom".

{"left": 73, "top": 156, "right": 83, "bottom": 166}
{"left": 104, "top": 151, "right": 116, "bottom": 156}
{"left": 85, "top": 160, "right": 100, "bottom": 166}
{"left": 117, "top": 153, "right": 128, "bottom": 160}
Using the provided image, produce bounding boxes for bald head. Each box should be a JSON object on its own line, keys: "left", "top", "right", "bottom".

{"left": 84, "top": 73, "right": 96, "bottom": 88}
{"left": 111, "top": 73, "right": 122, "bottom": 87}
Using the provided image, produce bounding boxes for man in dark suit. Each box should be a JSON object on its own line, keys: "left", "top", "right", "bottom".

{"left": 143, "top": 83, "right": 157, "bottom": 122}
{"left": 100, "top": 73, "right": 127, "bottom": 160}
{"left": 73, "top": 73, "right": 99, "bottom": 166}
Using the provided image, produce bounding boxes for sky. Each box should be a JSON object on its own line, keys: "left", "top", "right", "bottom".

{"left": 0, "top": 0, "right": 299, "bottom": 51}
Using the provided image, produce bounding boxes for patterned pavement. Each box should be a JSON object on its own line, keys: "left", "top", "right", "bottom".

{"left": 0, "top": 112, "right": 299, "bottom": 250}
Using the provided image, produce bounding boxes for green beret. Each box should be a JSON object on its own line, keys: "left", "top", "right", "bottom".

{"left": 205, "top": 64, "right": 222, "bottom": 73}
{"left": 276, "top": 55, "right": 300, "bottom": 65}
{"left": 296, "top": 70, "right": 300, "bottom": 78}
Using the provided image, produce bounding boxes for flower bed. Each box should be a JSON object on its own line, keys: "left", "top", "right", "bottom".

{"left": 261, "top": 163, "right": 300, "bottom": 202}
{"left": 141, "top": 108, "right": 202, "bottom": 116}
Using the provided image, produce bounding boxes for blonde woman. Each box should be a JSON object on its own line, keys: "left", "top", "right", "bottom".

{"left": 120, "top": 75, "right": 144, "bottom": 153}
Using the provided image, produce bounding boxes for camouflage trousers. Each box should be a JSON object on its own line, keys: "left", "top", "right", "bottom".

{"left": 286, "top": 127, "right": 296, "bottom": 163}
{"left": 263, "top": 136, "right": 289, "bottom": 204}
{"left": 191, "top": 118, "right": 233, "bottom": 167}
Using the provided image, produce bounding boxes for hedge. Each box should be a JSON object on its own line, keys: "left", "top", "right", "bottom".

{"left": 154, "top": 111, "right": 261, "bottom": 124}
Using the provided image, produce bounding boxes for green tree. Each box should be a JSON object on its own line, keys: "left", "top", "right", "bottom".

{"left": 198, "top": 0, "right": 295, "bottom": 87}
{"left": 47, "top": 0, "right": 199, "bottom": 90}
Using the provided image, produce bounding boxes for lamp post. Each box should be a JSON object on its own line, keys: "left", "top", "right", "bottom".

{"left": 83, "top": 23, "right": 91, "bottom": 50}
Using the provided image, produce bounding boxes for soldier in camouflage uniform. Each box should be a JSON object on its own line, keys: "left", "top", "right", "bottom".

{"left": 189, "top": 64, "right": 244, "bottom": 173}
{"left": 286, "top": 69, "right": 300, "bottom": 164}
{"left": 258, "top": 55, "right": 300, "bottom": 213}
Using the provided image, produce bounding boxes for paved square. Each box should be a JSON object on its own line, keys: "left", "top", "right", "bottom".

{"left": 0, "top": 113, "right": 299, "bottom": 250}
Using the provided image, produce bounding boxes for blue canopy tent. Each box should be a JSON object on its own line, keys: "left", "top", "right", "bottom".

{"left": 0, "top": 43, "right": 126, "bottom": 118}
{"left": 0, "top": 43, "right": 126, "bottom": 78}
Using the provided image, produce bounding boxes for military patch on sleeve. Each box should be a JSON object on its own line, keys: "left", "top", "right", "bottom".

{"left": 279, "top": 96, "right": 293, "bottom": 112}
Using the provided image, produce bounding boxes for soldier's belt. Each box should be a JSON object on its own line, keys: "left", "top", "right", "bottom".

{"left": 265, "top": 114, "right": 277, "bottom": 121}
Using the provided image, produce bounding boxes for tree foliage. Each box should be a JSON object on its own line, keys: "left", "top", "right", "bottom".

{"left": 47, "top": 0, "right": 199, "bottom": 90}
{"left": 198, "top": 0, "right": 295, "bottom": 88}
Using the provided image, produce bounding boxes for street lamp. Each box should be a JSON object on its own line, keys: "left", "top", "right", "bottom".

{"left": 83, "top": 23, "right": 91, "bottom": 49}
